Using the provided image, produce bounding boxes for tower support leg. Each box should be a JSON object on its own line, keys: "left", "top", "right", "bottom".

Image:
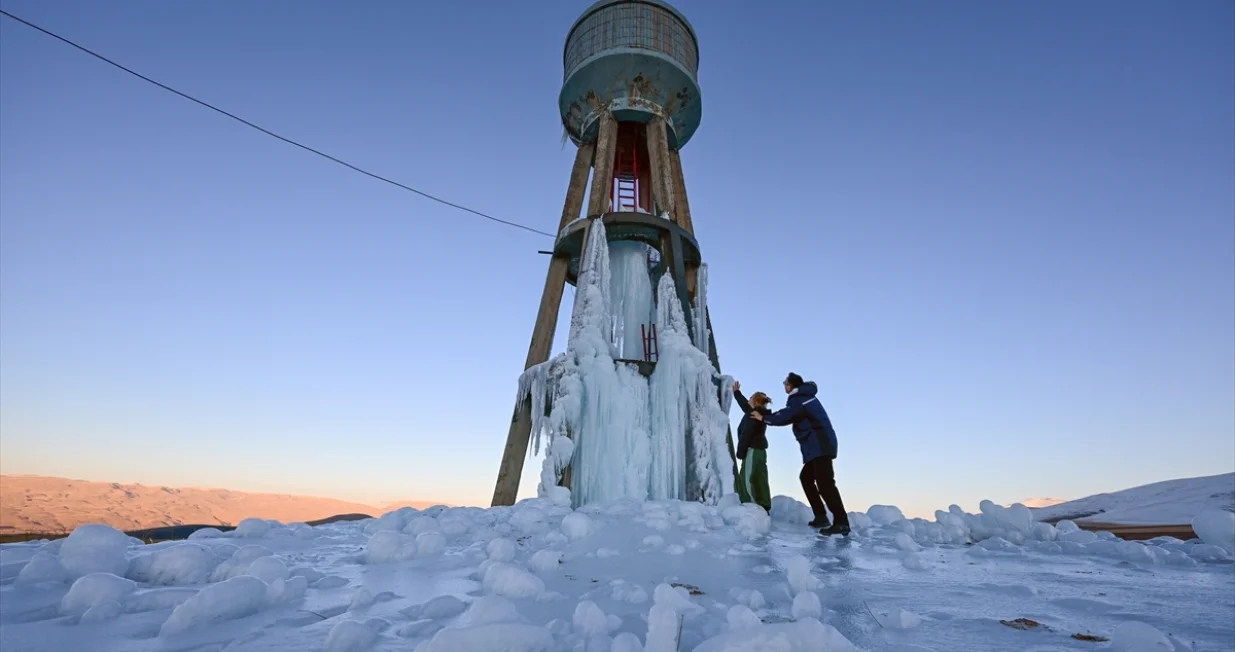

{"left": 645, "top": 116, "right": 675, "bottom": 217}
{"left": 667, "top": 149, "right": 699, "bottom": 297}
{"left": 491, "top": 142, "right": 595, "bottom": 507}
{"left": 559, "top": 111, "right": 618, "bottom": 493}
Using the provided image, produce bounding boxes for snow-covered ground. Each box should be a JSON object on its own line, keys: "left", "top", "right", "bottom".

{"left": 2, "top": 493, "right": 1233, "bottom": 652}
{"left": 1032, "top": 473, "right": 1235, "bottom": 526}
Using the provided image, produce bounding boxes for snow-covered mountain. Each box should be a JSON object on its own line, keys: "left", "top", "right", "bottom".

{"left": 1031, "top": 472, "right": 1235, "bottom": 526}
{"left": 1017, "top": 497, "right": 1066, "bottom": 509}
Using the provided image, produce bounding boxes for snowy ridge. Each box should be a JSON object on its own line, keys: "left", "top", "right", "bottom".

{"left": 1031, "top": 472, "right": 1235, "bottom": 526}
{"left": 1, "top": 492, "right": 1232, "bottom": 651}
{"left": 513, "top": 221, "right": 734, "bottom": 508}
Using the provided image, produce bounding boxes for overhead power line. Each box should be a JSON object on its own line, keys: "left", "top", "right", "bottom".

{"left": 0, "top": 9, "right": 556, "bottom": 239}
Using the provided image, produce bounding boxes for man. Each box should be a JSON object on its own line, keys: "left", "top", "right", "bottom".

{"left": 731, "top": 381, "right": 772, "bottom": 512}
{"left": 751, "top": 372, "right": 850, "bottom": 535}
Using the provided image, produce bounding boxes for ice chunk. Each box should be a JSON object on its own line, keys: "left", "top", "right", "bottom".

{"left": 417, "top": 624, "right": 554, "bottom": 652}
{"left": 209, "top": 544, "right": 274, "bottom": 581}
{"left": 234, "top": 518, "right": 272, "bottom": 538}
{"left": 572, "top": 600, "right": 608, "bottom": 637}
{"left": 784, "top": 555, "right": 820, "bottom": 595}
{"left": 529, "top": 550, "right": 562, "bottom": 573}
{"left": 350, "top": 588, "right": 376, "bottom": 611}
{"left": 364, "top": 531, "right": 411, "bottom": 564}
{"left": 487, "top": 537, "right": 517, "bottom": 562}
{"left": 895, "top": 533, "right": 922, "bottom": 552}
{"left": 791, "top": 591, "right": 822, "bottom": 620}
{"left": 1055, "top": 519, "right": 1080, "bottom": 534}
{"left": 651, "top": 582, "right": 704, "bottom": 616}
{"left": 124, "top": 587, "right": 199, "bottom": 613}
{"left": 771, "top": 496, "right": 814, "bottom": 525}
{"left": 187, "top": 527, "right": 227, "bottom": 540}
{"left": 560, "top": 513, "right": 592, "bottom": 540}
{"left": 417, "top": 532, "right": 447, "bottom": 557}
{"left": 695, "top": 618, "right": 858, "bottom": 652}
{"left": 482, "top": 563, "right": 545, "bottom": 599}
{"left": 726, "top": 604, "right": 762, "bottom": 630}
{"left": 645, "top": 601, "right": 683, "bottom": 652}
{"left": 128, "top": 543, "right": 217, "bottom": 586}
{"left": 867, "top": 505, "right": 906, "bottom": 526}
{"left": 325, "top": 619, "right": 377, "bottom": 652}
{"left": 58, "top": 524, "right": 132, "bottom": 580}
{"left": 16, "top": 551, "right": 68, "bottom": 585}
{"left": 1191, "top": 508, "right": 1235, "bottom": 552}
{"left": 80, "top": 600, "right": 124, "bottom": 624}
{"left": 457, "top": 595, "right": 522, "bottom": 626}
{"left": 1109, "top": 621, "right": 1176, "bottom": 651}
{"left": 160, "top": 575, "right": 270, "bottom": 637}
{"left": 612, "top": 632, "right": 644, "bottom": 652}
{"left": 60, "top": 572, "right": 137, "bottom": 616}
{"left": 419, "top": 595, "right": 467, "bottom": 620}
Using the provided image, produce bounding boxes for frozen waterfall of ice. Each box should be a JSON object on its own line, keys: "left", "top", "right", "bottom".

{"left": 608, "top": 241, "right": 655, "bottom": 360}
{"left": 514, "top": 220, "right": 735, "bottom": 508}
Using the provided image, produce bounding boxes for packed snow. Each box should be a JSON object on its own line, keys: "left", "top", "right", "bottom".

{"left": 2, "top": 491, "right": 1233, "bottom": 652}
{"left": 517, "top": 221, "right": 734, "bottom": 509}
{"left": 1032, "top": 472, "right": 1235, "bottom": 526}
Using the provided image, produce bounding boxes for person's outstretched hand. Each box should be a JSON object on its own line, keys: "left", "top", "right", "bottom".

{"left": 732, "top": 380, "right": 741, "bottom": 392}
{"left": 750, "top": 411, "right": 763, "bottom": 421}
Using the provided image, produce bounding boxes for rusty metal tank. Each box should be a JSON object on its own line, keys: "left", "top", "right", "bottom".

{"left": 559, "top": 0, "right": 702, "bottom": 150}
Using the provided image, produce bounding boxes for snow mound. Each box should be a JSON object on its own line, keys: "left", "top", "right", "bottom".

{"left": 127, "top": 543, "right": 216, "bottom": 585}
{"left": 325, "top": 619, "right": 377, "bottom": 652}
{"left": 1191, "top": 508, "right": 1235, "bottom": 552}
{"left": 16, "top": 551, "right": 68, "bottom": 585}
{"left": 60, "top": 573, "right": 137, "bottom": 617}
{"left": 57, "top": 524, "right": 132, "bottom": 580}
{"left": 159, "top": 575, "right": 272, "bottom": 637}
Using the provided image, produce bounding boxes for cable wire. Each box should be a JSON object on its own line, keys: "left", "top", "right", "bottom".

{"left": 0, "top": 8, "right": 557, "bottom": 238}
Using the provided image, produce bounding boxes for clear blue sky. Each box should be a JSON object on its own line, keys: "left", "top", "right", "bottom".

{"left": 2, "top": 1, "right": 1232, "bottom": 517}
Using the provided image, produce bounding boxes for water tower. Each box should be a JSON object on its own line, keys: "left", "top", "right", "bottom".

{"left": 492, "top": 0, "right": 733, "bottom": 507}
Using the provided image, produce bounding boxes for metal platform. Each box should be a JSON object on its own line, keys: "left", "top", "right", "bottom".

{"left": 555, "top": 211, "right": 701, "bottom": 286}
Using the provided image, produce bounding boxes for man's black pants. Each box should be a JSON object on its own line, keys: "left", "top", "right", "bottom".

{"left": 799, "top": 456, "right": 849, "bottom": 526}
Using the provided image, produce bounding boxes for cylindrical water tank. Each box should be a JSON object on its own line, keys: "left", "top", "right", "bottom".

{"left": 559, "top": 0, "right": 703, "bottom": 150}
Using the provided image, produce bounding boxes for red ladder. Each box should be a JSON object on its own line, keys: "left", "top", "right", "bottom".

{"left": 611, "top": 131, "right": 640, "bottom": 212}
{"left": 641, "top": 323, "right": 659, "bottom": 362}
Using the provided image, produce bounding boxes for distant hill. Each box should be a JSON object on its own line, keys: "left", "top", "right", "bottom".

{"left": 1031, "top": 472, "right": 1235, "bottom": 526}
{"left": 1017, "top": 497, "right": 1066, "bottom": 509}
{"left": 0, "top": 475, "right": 445, "bottom": 534}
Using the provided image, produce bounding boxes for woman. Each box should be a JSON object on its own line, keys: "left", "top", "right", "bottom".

{"left": 732, "top": 380, "right": 772, "bottom": 512}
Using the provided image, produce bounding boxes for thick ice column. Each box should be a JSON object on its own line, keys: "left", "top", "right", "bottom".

{"left": 692, "top": 263, "right": 710, "bottom": 356}
{"left": 647, "top": 275, "right": 689, "bottom": 501}
{"left": 608, "top": 241, "right": 655, "bottom": 360}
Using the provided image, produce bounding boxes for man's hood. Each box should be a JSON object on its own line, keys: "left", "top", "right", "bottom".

{"left": 795, "top": 381, "right": 819, "bottom": 399}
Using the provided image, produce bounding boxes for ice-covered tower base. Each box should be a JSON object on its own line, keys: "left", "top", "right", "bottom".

{"left": 515, "top": 222, "right": 733, "bottom": 508}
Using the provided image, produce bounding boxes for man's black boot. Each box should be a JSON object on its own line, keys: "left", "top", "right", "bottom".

{"left": 820, "top": 523, "right": 851, "bottom": 536}
{"left": 808, "top": 517, "right": 830, "bottom": 529}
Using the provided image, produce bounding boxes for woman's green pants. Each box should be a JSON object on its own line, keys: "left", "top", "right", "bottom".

{"left": 736, "top": 448, "right": 772, "bottom": 512}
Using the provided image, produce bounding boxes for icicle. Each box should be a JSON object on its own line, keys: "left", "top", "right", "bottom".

{"left": 518, "top": 359, "right": 556, "bottom": 456}
{"left": 717, "top": 374, "right": 735, "bottom": 416}
{"left": 692, "top": 263, "right": 710, "bottom": 356}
